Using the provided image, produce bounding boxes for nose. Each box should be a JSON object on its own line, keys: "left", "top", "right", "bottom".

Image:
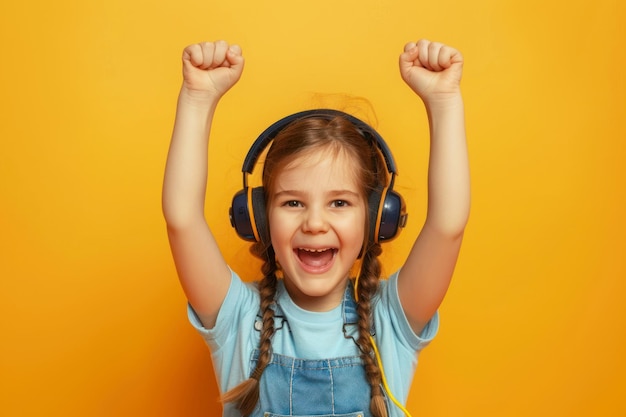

{"left": 302, "top": 206, "right": 329, "bottom": 234}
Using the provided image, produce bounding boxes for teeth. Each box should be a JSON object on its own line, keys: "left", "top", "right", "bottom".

{"left": 299, "top": 248, "right": 331, "bottom": 252}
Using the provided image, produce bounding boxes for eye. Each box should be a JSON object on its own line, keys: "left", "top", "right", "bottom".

{"left": 331, "top": 200, "right": 349, "bottom": 208}
{"left": 283, "top": 200, "right": 302, "bottom": 208}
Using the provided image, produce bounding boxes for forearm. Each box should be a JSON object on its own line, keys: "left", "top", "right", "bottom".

{"left": 162, "top": 88, "right": 220, "bottom": 227}
{"left": 424, "top": 94, "right": 470, "bottom": 236}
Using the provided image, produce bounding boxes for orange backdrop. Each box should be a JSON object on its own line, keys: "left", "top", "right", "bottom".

{"left": 1, "top": 0, "right": 624, "bottom": 416}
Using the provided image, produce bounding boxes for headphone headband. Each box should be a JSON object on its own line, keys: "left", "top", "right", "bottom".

{"left": 241, "top": 109, "right": 398, "bottom": 176}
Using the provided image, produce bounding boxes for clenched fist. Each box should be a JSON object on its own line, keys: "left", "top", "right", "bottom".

{"left": 181, "top": 40, "right": 245, "bottom": 100}
{"left": 399, "top": 39, "right": 463, "bottom": 105}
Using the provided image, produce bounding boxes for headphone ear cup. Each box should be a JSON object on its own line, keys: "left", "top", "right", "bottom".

{"left": 368, "top": 186, "right": 408, "bottom": 243}
{"left": 250, "top": 186, "right": 269, "bottom": 244}
{"left": 229, "top": 187, "right": 269, "bottom": 243}
{"left": 377, "top": 189, "right": 408, "bottom": 242}
{"left": 367, "top": 186, "right": 384, "bottom": 243}
{"left": 230, "top": 188, "right": 256, "bottom": 242}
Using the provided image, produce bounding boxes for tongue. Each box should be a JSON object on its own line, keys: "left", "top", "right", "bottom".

{"left": 297, "top": 249, "right": 334, "bottom": 267}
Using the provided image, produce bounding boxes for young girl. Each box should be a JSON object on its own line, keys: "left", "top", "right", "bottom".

{"left": 163, "top": 39, "right": 469, "bottom": 417}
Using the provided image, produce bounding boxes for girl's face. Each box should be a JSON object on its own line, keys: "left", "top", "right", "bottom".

{"left": 268, "top": 149, "right": 366, "bottom": 312}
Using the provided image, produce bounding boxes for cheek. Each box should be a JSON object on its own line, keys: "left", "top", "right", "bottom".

{"left": 351, "top": 227, "right": 366, "bottom": 251}
{"left": 268, "top": 208, "right": 291, "bottom": 246}
{"left": 338, "top": 214, "right": 367, "bottom": 248}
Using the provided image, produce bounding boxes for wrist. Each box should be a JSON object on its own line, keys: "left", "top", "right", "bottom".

{"left": 423, "top": 92, "right": 464, "bottom": 114}
{"left": 178, "top": 85, "right": 222, "bottom": 110}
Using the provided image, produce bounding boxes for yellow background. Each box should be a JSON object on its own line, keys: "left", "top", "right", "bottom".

{"left": 1, "top": 0, "right": 624, "bottom": 416}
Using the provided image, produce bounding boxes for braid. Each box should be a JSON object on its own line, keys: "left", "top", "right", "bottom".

{"left": 355, "top": 242, "right": 388, "bottom": 417}
{"left": 221, "top": 243, "right": 278, "bottom": 416}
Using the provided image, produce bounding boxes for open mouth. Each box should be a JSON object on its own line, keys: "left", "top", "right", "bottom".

{"left": 295, "top": 247, "right": 337, "bottom": 269}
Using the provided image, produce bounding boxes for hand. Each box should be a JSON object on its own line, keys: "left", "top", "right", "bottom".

{"left": 181, "top": 40, "right": 244, "bottom": 100}
{"left": 399, "top": 39, "right": 463, "bottom": 105}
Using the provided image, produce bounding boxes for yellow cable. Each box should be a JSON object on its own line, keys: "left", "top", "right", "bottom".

{"left": 354, "top": 274, "right": 412, "bottom": 417}
{"left": 369, "top": 334, "right": 412, "bottom": 417}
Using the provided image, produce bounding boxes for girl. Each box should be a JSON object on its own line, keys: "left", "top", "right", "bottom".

{"left": 163, "top": 39, "right": 469, "bottom": 417}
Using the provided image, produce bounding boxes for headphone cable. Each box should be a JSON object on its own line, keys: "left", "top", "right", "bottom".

{"left": 354, "top": 275, "right": 412, "bottom": 417}
{"left": 369, "top": 334, "right": 412, "bottom": 417}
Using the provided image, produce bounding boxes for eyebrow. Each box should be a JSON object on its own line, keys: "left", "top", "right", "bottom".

{"left": 272, "top": 189, "right": 361, "bottom": 199}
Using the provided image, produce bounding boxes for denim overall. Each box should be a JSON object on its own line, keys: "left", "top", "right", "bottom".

{"left": 248, "top": 285, "right": 389, "bottom": 417}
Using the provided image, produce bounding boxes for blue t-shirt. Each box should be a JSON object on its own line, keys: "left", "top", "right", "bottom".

{"left": 188, "top": 269, "right": 438, "bottom": 416}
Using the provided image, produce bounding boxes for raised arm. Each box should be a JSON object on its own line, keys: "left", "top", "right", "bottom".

{"left": 397, "top": 40, "right": 470, "bottom": 335}
{"left": 162, "top": 41, "right": 244, "bottom": 328}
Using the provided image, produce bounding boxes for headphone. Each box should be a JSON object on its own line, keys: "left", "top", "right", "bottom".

{"left": 229, "top": 109, "right": 408, "bottom": 245}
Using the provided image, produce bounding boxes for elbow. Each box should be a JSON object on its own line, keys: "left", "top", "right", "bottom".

{"left": 425, "top": 211, "right": 469, "bottom": 240}
{"left": 162, "top": 200, "right": 205, "bottom": 232}
{"left": 163, "top": 212, "right": 206, "bottom": 233}
{"left": 161, "top": 198, "right": 180, "bottom": 228}
{"left": 431, "top": 195, "right": 470, "bottom": 238}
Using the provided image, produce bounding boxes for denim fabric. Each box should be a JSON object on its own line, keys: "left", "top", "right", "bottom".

{"left": 248, "top": 284, "right": 387, "bottom": 417}
{"left": 252, "top": 351, "right": 374, "bottom": 416}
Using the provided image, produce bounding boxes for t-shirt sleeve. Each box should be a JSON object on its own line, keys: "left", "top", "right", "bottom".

{"left": 187, "top": 268, "right": 259, "bottom": 353}
{"left": 379, "top": 270, "right": 439, "bottom": 352}
{"left": 187, "top": 270, "right": 261, "bottom": 394}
